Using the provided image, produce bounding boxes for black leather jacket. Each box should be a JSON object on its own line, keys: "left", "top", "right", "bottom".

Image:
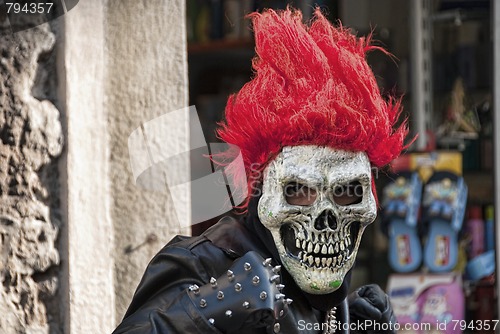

{"left": 112, "top": 216, "right": 346, "bottom": 333}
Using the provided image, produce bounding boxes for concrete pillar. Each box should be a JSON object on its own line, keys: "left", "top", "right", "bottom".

{"left": 104, "top": 0, "right": 190, "bottom": 321}
{"left": 58, "top": 1, "right": 115, "bottom": 332}
{"left": 59, "top": 0, "right": 190, "bottom": 330}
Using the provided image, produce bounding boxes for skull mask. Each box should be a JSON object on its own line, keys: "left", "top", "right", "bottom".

{"left": 257, "top": 145, "right": 377, "bottom": 294}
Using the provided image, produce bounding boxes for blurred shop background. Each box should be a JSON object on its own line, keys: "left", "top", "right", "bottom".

{"left": 0, "top": 0, "right": 499, "bottom": 333}
{"left": 187, "top": 0, "right": 497, "bottom": 332}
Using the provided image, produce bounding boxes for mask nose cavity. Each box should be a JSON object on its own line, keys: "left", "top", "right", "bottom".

{"left": 314, "top": 210, "right": 337, "bottom": 231}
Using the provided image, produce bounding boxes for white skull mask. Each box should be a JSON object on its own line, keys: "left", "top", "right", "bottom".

{"left": 257, "top": 145, "right": 377, "bottom": 294}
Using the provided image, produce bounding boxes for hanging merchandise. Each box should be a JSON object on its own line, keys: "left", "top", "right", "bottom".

{"left": 465, "top": 250, "right": 495, "bottom": 281}
{"left": 421, "top": 171, "right": 468, "bottom": 273}
{"left": 465, "top": 205, "right": 495, "bottom": 281}
{"left": 470, "top": 275, "right": 496, "bottom": 333}
{"left": 437, "top": 78, "right": 481, "bottom": 138}
{"left": 381, "top": 172, "right": 423, "bottom": 273}
{"left": 387, "top": 273, "right": 465, "bottom": 334}
{"left": 390, "top": 151, "right": 463, "bottom": 184}
{"left": 465, "top": 205, "right": 485, "bottom": 259}
{"left": 484, "top": 205, "right": 495, "bottom": 252}
{"left": 386, "top": 152, "right": 467, "bottom": 273}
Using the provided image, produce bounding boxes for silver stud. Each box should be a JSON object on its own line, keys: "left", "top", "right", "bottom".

{"left": 273, "top": 322, "right": 281, "bottom": 333}
{"left": 217, "top": 291, "right": 224, "bottom": 300}
{"left": 252, "top": 275, "right": 260, "bottom": 285}
{"left": 263, "top": 258, "right": 272, "bottom": 266}
{"left": 276, "top": 284, "right": 285, "bottom": 291}
{"left": 225, "top": 310, "right": 232, "bottom": 317}
{"left": 260, "top": 291, "right": 267, "bottom": 300}
{"left": 189, "top": 284, "right": 200, "bottom": 295}
{"left": 285, "top": 298, "right": 293, "bottom": 305}
{"left": 208, "top": 318, "right": 215, "bottom": 325}
{"left": 227, "top": 270, "right": 234, "bottom": 281}
{"left": 200, "top": 299, "right": 207, "bottom": 308}
{"left": 244, "top": 262, "right": 252, "bottom": 271}
{"left": 270, "top": 275, "right": 280, "bottom": 283}
{"left": 234, "top": 283, "right": 242, "bottom": 292}
{"left": 279, "top": 310, "right": 285, "bottom": 317}
{"left": 210, "top": 277, "right": 217, "bottom": 288}
{"left": 275, "top": 293, "right": 285, "bottom": 300}
{"left": 242, "top": 301, "right": 250, "bottom": 309}
{"left": 272, "top": 265, "right": 281, "bottom": 274}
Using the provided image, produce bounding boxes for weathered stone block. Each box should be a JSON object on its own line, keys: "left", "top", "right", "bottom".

{"left": 0, "top": 25, "right": 62, "bottom": 334}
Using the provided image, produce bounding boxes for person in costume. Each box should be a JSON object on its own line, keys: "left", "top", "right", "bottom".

{"left": 113, "top": 7, "right": 407, "bottom": 334}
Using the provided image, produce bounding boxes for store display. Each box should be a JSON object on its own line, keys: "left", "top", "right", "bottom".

{"left": 382, "top": 144, "right": 498, "bottom": 332}
{"left": 465, "top": 205, "right": 485, "bottom": 259}
{"left": 484, "top": 205, "right": 495, "bottom": 252}
{"left": 382, "top": 172, "right": 423, "bottom": 273}
{"left": 463, "top": 206, "right": 496, "bottom": 281}
{"left": 387, "top": 273, "right": 464, "bottom": 334}
{"left": 384, "top": 152, "right": 467, "bottom": 274}
{"left": 187, "top": 0, "right": 335, "bottom": 43}
{"left": 421, "top": 172, "right": 468, "bottom": 273}
{"left": 470, "top": 275, "right": 496, "bottom": 334}
{"left": 465, "top": 250, "right": 495, "bottom": 281}
{"left": 418, "top": 282, "right": 465, "bottom": 334}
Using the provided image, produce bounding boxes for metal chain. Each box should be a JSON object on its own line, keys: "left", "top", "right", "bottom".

{"left": 322, "top": 307, "right": 337, "bottom": 334}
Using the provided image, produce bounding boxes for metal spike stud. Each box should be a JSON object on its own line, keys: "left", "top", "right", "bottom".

{"left": 272, "top": 265, "right": 281, "bottom": 274}
{"left": 210, "top": 277, "right": 217, "bottom": 288}
{"left": 275, "top": 293, "right": 285, "bottom": 300}
{"left": 225, "top": 310, "right": 232, "bottom": 318}
{"left": 263, "top": 258, "right": 272, "bottom": 266}
{"left": 234, "top": 283, "right": 242, "bottom": 292}
{"left": 284, "top": 298, "right": 293, "bottom": 305}
{"left": 200, "top": 299, "right": 207, "bottom": 308}
{"left": 273, "top": 323, "right": 281, "bottom": 333}
{"left": 242, "top": 301, "right": 250, "bottom": 309}
{"left": 276, "top": 284, "right": 285, "bottom": 291}
{"left": 252, "top": 275, "right": 260, "bottom": 285}
{"left": 270, "top": 275, "right": 280, "bottom": 283}
{"left": 260, "top": 291, "right": 268, "bottom": 300}
{"left": 244, "top": 262, "right": 252, "bottom": 271}
{"left": 208, "top": 318, "right": 215, "bottom": 325}
{"left": 227, "top": 270, "right": 234, "bottom": 282}
{"left": 217, "top": 291, "right": 224, "bottom": 300}
{"left": 279, "top": 310, "right": 285, "bottom": 317}
{"left": 189, "top": 284, "right": 200, "bottom": 295}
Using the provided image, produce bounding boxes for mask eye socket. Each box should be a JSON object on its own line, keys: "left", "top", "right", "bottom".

{"left": 332, "top": 181, "right": 363, "bottom": 206}
{"left": 284, "top": 182, "right": 317, "bottom": 206}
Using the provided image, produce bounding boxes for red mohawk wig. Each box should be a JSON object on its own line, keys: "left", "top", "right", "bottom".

{"left": 217, "top": 8, "right": 409, "bottom": 207}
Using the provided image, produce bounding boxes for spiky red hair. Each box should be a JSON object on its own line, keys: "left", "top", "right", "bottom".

{"left": 216, "top": 8, "right": 409, "bottom": 207}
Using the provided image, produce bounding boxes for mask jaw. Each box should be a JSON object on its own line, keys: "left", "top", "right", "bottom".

{"left": 257, "top": 145, "right": 377, "bottom": 295}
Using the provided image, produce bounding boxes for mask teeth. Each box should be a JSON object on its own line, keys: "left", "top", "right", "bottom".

{"left": 296, "top": 237, "right": 351, "bottom": 269}
{"left": 291, "top": 222, "right": 358, "bottom": 269}
{"left": 298, "top": 249, "right": 350, "bottom": 269}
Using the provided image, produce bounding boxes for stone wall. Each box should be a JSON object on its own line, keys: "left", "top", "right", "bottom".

{"left": 0, "top": 0, "right": 189, "bottom": 332}
{"left": 0, "top": 24, "right": 63, "bottom": 333}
